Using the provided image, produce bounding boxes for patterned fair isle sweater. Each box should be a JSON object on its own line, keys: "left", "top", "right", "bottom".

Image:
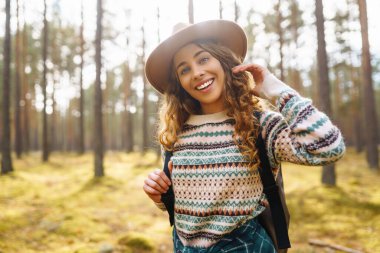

{"left": 156, "top": 74, "right": 346, "bottom": 248}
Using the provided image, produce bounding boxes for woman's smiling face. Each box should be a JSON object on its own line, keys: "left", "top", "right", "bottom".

{"left": 173, "top": 43, "right": 226, "bottom": 114}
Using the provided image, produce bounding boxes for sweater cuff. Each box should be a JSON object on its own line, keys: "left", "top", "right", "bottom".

{"left": 261, "top": 73, "right": 297, "bottom": 101}
{"left": 154, "top": 201, "right": 167, "bottom": 211}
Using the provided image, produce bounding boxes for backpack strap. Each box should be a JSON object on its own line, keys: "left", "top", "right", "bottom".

{"left": 255, "top": 111, "right": 291, "bottom": 249}
{"left": 161, "top": 150, "right": 175, "bottom": 226}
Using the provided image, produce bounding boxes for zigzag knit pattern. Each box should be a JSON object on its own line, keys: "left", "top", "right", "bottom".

{"left": 168, "top": 91, "right": 345, "bottom": 248}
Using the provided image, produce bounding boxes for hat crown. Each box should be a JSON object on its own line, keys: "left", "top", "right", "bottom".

{"left": 172, "top": 22, "right": 190, "bottom": 34}
{"left": 145, "top": 20, "right": 247, "bottom": 94}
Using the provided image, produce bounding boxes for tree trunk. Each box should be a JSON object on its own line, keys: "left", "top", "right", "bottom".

{"left": 142, "top": 26, "right": 149, "bottom": 152}
{"left": 123, "top": 64, "right": 134, "bottom": 152}
{"left": 358, "top": 0, "right": 379, "bottom": 169}
{"left": 1, "top": 0, "right": 14, "bottom": 174}
{"left": 234, "top": 1, "right": 239, "bottom": 22}
{"left": 79, "top": 0, "right": 85, "bottom": 154}
{"left": 22, "top": 6, "right": 30, "bottom": 154}
{"left": 219, "top": 0, "right": 223, "bottom": 19}
{"left": 275, "top": 0, "right": 285, "bottom": 82}
{"left": 188, "top": 0, "right": 194, "bottom": 23}
{"left": 51, "top": 79, "right": 57, "bottom": 151}
{"left": 351, "top": 66, "right": 364, "bottom": 152}
{"left": 42, "top": 0, "right": 49, "bottom": 162}
{"left": 315, "top": 0, "right": 336, "bottom": 186}
{"left": 15, "top": 0, "right": 23, "bottom": 158}
{"left": 94, "top": 0, "right": 104, "bottom": 177}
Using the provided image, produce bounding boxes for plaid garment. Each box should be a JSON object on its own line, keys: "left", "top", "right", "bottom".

{"left": 173, "top": 218, "right": 277, "bottom": 253}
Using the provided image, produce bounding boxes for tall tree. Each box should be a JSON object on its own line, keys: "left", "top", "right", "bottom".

{"left": 1, "top": 0, "right": 14, "bottom": 174}
{"left": 358, "top": 0, "right": 379, "bottom": 169}
{"left": 15, "top": 0, "right": 23, "bottom": 158}
{"left": 94, "top": 0, "right": 104, "bottom": 177}
{"left": 275, "top": 0, "right": 285, "bottom": 81}
{"left": 122, "top": 19, "right": 134, "bottom": 153}
{"left": 286, "top": 0, "right": 304, "bottom": 92}
{"left": 234, "top": 0, "right": 239, "bottom": 22}
{"left": 155, "top": 6, "right": 162, "bottom": 158}
{"left": 142, "top": 26, "right": 149, "bottom": 152}
{"left": 123, "top": 63, "right": 134, "bottom": 152}
{"left": 79, "top": 0, "right": 85, "bottom": 154}
{"left": 50, "top": 2, "right": 61, "bottom": 152}
{"left": 219, "top": 0, "right": 223, "bottom": 19}
{"left": 188, "top": 0, "right": 194, "bottom": 24}
{"left": 42, "top": 0, "right": 49, "bottom": 161}
{"left": 263, "top": 2, "right": 284, "bottom": 80}
{"left": 346, "top": 0, "right": 364, "bottom": 152}
{"left": 22, "top": 15, "right": 31, "bottom": 154}
{"left": 315, "top": 0, "right": 336, "bottom": 185}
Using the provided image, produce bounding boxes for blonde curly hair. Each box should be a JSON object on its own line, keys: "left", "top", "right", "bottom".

{"left": 157, "top": 40, "right": 262, "bottom": 171}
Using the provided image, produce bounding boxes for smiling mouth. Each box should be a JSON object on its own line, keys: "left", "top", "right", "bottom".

{"left": 196, "top": 79, "right": 214, "bottom": 90}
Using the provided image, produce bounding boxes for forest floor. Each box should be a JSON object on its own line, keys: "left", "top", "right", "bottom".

{"left": 0, "top": 148, "right": 379, "bottom": 253}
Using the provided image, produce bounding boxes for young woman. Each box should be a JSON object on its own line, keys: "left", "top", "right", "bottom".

{"left": 143, "top": 20, "right": 345, "bottom": 253}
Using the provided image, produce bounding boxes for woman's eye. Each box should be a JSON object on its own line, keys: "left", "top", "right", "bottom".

{"left": 199, "top": 57, "right": 209, "bottom": 64}
{"left": 179, "top": 66, "right": 190, "bottom": 75}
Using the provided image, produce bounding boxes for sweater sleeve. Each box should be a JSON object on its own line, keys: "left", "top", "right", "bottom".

{"left": 259, "top": 73, "right": 346, "bottom": 168}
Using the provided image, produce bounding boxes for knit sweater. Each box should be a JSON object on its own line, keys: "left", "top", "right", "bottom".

{"left": 156, "top": 74, "right": 345, "bottom": 248}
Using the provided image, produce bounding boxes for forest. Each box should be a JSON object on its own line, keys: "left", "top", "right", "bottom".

{"left": 1, "top": 0, "right": 379, "bottom": 252}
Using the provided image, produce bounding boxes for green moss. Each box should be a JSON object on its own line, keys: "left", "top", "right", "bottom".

{"left": 118, "top": 232, "right": 155, "bottom": 252}
{"left": 1, "top": 149, "right": 378, "bottom": 252}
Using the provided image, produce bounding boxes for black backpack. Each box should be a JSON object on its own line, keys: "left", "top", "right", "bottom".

{"left": 160, "top": 117, "right": 291, "bottom": 252}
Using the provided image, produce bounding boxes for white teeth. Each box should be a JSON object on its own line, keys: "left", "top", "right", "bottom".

{"left": 196, "top": 79, "right": 213, "bottom": 90}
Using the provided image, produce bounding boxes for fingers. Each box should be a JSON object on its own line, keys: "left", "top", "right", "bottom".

{"left": 232, "top": 63, "right": 260, "bottom": 73}
{"left": 154, "top": 168, "right": 172, "bottom": 186}
{"left": 143, "top": 169, "right": 171, "bottom": 195}
{"left": 232, "top": 64, "right": 268, "bottom": 86}
{"left": 142, "top": 184, "right": 162, "bottom": 203}
{"left": 143, "top": 162, "right": 174, "bottom": 204}
{"left": 143, "top": 183, "right": 162, "bottom": 195}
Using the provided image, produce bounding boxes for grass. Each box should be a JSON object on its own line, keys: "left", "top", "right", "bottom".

{"left": 0, "top": 149, "right": 379, "bottom": 253}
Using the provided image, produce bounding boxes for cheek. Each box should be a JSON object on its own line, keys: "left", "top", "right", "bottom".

{"left": 179, "top": 76, "right": 191, "bottom": 91}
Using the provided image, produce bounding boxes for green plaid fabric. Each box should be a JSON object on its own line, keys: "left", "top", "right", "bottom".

{"left": 173, "top": 218, "right": 277, "bottom": 253}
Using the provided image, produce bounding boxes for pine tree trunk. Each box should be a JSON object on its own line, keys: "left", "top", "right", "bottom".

{"left": 42, "top": 0, "right": 49, "bottom": 162}
{"left": 51, "top": 82, "right": 57, "bottom": 151}
{"left": 315, "top": 0, "right": 336, "bottom": 185}
{"left": 123, "top": 64, "right": 133, "bottom": 153}
{"left": 358, "top": 0, "right": 379, "bottom": 169}
{"left": 1, "top": 0, "right": 14, "bottom": 174}
{"left": 22, "top": 7, "right": 30, "bottom": 154}
{"left": 277, "top": 1, "right": 285, "bottom": 82}
{"left": 94, "top": 0, "right": 104, "bottom": 177}
{"left": 79, "top": 0, "right": 85, "bottom": 154}
{"left": 188, "top": 0, "right": 194, "bottom": 23}
{"left": 15, "top": 0, "right": 23, "bottom": 158}
{"left": 219, "top": 0, "right": 223, "bottom": 19}
{"left": 234, "top": 1, "right": 239, "bottom": 22}
{"left": 141, "top": 27, "right": 149, "bottom": 153}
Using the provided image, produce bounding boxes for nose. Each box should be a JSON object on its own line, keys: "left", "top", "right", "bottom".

{"left": 192, "top": 65, "right": 205, "bottom": 80}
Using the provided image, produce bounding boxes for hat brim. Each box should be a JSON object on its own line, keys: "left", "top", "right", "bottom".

{"left": 145, "top": 20, "right": 247, "bottom": 94}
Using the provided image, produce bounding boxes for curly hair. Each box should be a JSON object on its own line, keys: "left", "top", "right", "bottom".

{"left": 157, "top": 40, "right": 262, "bottom": 171}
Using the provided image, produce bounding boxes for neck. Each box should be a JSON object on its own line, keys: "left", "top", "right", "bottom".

{"left": 200, "top": 102, "right": 226, "bottom": 115}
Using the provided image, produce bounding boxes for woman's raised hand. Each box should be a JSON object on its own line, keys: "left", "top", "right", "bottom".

{"left": 143, "top": 161, "right": 173, "bottom": 203}
{"left": 232, "top": 64, "right": 270, "bottom": 96}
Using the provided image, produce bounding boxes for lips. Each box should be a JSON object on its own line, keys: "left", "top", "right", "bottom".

{"left": 195, "top": 79, "right": 214, "bottom": 90}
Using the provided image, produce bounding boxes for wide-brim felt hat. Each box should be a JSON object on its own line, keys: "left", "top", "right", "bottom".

{"left": 145, "top": 19, "right": 247, "bottom": 94}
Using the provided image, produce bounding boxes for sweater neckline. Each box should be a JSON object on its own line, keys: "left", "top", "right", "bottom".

{"left": 186, "top": 110, "right": 229, "bottom": 126}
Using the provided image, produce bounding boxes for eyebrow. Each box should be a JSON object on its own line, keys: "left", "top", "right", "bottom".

{"left": 175, "top": 50, "right": 206, "bottom": 71}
